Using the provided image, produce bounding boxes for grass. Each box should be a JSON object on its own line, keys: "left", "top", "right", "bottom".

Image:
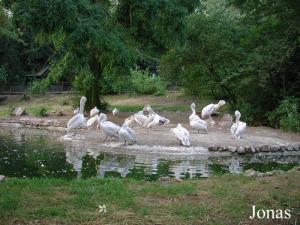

{"left": 0, "top": 172, "right": 299, "bottom": 224}
{"left": 0, "top": 92, "right": 232, "bottom": 118}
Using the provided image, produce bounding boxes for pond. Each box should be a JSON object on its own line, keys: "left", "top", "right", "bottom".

{"left": 0, "top": 127, "right": 299, "bottom": 181}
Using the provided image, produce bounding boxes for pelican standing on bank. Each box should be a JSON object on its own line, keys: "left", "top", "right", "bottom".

{"left": 90, "top": 107, "right": 99, "bottom": 117}
{"left": 189, "top": 102, "right": 208, "bottom": 133}
{"left": 86, "top": 114, "right": 99, "bottom": 129}
{"left": 98, "top": 113, "right": 120, "bottom": 140}
{"left": 231, "top": 110, "right": 246, "bottom": 140}
{"left": 118, "top": 123, "right": 137, "bottom": 145}
{"left": 171, "top": 124, "right": 190, "bottom": 146}
{"left": 112, "top": 108, "right": 119, "bottom": 116}
{"left": 201, "top": 100, "right": 226, "bottom": 125}
{"left": 67, "top": 96, "right": 87, "bottom": 133}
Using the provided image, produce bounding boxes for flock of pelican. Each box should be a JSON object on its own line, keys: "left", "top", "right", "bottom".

{"left": 67, "top": 96, "right": 247, "bottom": 146}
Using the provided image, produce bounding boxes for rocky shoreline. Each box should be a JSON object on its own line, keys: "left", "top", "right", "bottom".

{"left": 208, "top": 143, "right": 300, "bottom": 153}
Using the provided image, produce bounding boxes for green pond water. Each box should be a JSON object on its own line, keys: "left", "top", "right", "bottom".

{"left": 0, "top": 127, "right": 299, "bottom": 180}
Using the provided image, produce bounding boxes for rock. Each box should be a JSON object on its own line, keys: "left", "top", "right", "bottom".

{"left": 291, "top": 143, "right": 300, "bottom": 151}
{"left": 237, "top": 147, "right": 245, "bottom": 154}
{"left": 244, "top": 169, "right": 260, "bottom": 177}
{"left": 286, "top": 145, "right": 294, "bottom": 151}
{"left": 260, "top": 145, "right": 270, "bottom": 152}
{"left": 217, "top": 146, "right": 226, "bottom": 151}
{"left": 158, "top": 176, "right": 171, "bottom": 183}
{"left": 13, "top": 107, "right": 26, "bottom": 116}
{"left": 288, "top": 166, "right": 300, "bottom": 173}
{"left": 255, "top": 145, "right": 261, "bottom": 153}
{"left": 56, "top": 110, "right": 64, "bottom": 116}
{"left": 208, "top": 146, "right": 218, "bottom": 151}
{"left": 271, "top": 145, "right": 281, "bottom": 152}
{"left": 280, "top": 145, "right": 288, "bottom": 152}
{"left": 244, "top": 169, "right": 281, "bottom": 177}
{"left": 227, "top": 146, "right": 237, "bottom": 153}
{"left": 244, "top": 146, "right": 252, "bottom": 154}
{"left": 0, "top": 175, "right": 5, "bottom": 182}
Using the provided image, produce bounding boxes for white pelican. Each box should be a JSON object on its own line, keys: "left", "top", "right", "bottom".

{"left": 190, "top": 117, "right": 208, "bottom": 133}
{"left": 98, "top": 113, "right": 120, "bottom": 140}
{"left": 189, "top": 103, "right": 208, "bottom": 133}
{"left": 201, "top": 100, "right": 226, "bottom": 125}
{"left": 67, "top": 96, "right": 87, "bottom": 132}
{"left": 118, "top": 123, "right": 137, "bottom": 145}
{"left": 231, "top": 110, "right": 246, "bottom": 140}
{"left": 143, "top": 105, "right": 170, "bottom": 128}
{"left": 86, "top": 114, "right": 99, "bottom": 129}
{"left": 146, "top": 114, "right": 160, "bottom": 132}
{"left": 171, "top": 124, "right": 190, "bottom": 146}
{"left": 112, "top": 108, "right": 119, "bottom": 116}
{"left": 90, "top": 107, "right": 99, "bottom": 117}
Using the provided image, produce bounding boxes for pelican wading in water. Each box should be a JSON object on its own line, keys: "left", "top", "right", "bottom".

{"left": 171, "top": 124, "right": 190, "bottom": 146}
{"left": 231, "top": 110, "right": 246, "bottom": 140}
{"left": 67, "top": 96, "right": 87, "bottom": 133}
{"left": 98, "top": 113, "right": 120, "bottom": 140}
{"left": 189, "top": 102, "right": 208, "bottom": 133}
{"left": 201, "top": 100, "right": 226, "bottom": 125}
{"left": 118, "top": 123, "right": 137, "bottom": 145}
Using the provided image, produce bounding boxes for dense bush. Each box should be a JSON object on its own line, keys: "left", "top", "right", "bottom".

{"left": 130, "top": 68, "right": 166, "bottom": 96}
{"left": 268, "top": 97, "right": 300, "bottom": 132}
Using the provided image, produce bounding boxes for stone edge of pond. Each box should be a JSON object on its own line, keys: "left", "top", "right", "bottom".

{"left": 0, "top": 119, "right": 67, "bottom": 132}
{"left": 208, "top": 143, "right": 300, "bottom": 154}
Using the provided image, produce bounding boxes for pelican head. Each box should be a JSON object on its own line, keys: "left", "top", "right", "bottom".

{"left": 235, "top": 110, "right": 241, "bottom": 121}
{"left": 177, "top": 123, "right": 183, "bottom": 128}
{"left": 218, "top": 100, "right": 226, "bottom": 106}
{"left": 80, "top": 96, "right": 87, "bottom": 103}
{"left": 191, "top": 102, "right": 196, "bottom": 109}
{"left": 98, "top": 113, "right": 107, "bottom": 122}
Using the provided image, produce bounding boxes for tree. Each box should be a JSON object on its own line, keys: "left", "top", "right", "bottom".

{"left": 10, "top": 0, "right": 133, "bottom": 110}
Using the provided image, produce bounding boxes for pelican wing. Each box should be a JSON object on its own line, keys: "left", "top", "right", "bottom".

{"left": 67, "top": 114, "right": 86, "bottom": 130}
{"left": 236, "top": 121, "right": 247, "bottom": 137}
{"left": 201, "top": 104, "right": 214, "bottom": 118}
{"left": 190, "top": 118, "right": 207, "bottom": 131}
{"left": 125, "top": 126, "right": 137, "bottom": 142}
{"left": 101, "top": 121, "right": 121, "bottom": 137}
{"left": 87, "top": 116, "right": 98, "bottom": 128}
{"left": 172, "top": 126, "right": 190, "bottom": 146}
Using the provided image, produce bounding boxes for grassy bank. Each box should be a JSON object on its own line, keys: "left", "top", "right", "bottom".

{"left": 0, "top": 172, "right": 299, "bottom": 225}
{"left": 0, "top": 93, "right": 229, "bottom": 118}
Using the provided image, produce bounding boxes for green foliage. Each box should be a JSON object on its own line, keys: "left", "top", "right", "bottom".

{"left": 160, "top": 0, "right": 300, "bottom": 130}
{"left": 130, "top": 68, "right": 166, "bottom": 96}
{"left": 268, "top": 97, "right": 300, "bottom": 132}
{"left": 28, "top": 106, "right": 48, "bottom": 117}
{"left": 0, "top": 66, "right": 8, "bottom": 90}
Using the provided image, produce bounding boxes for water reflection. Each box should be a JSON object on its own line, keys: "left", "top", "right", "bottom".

{"left": 0, "top": 127, "right": 299, "bottom": 180}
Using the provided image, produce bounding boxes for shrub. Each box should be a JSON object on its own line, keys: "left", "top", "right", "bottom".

{"left": 130, "top": 68, "right": 166, "bottom": 96}
{"left": 32, "top": 107, "right": 48, "bottom": 117}
{"left": 267, "top": 97, "right": 300, "bottom": 132}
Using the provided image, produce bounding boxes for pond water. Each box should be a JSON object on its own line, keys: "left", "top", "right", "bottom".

{"left": 0, "top": 127, "right": 299, "bottom": 180}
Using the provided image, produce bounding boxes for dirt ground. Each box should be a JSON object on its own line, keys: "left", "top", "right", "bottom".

{"left": 48, "top": 111, "right": 300, "bottom": 157}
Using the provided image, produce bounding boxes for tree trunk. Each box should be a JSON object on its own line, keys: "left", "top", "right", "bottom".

{"left": 86, "top": 55, "right": 106, "bottom": 111}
